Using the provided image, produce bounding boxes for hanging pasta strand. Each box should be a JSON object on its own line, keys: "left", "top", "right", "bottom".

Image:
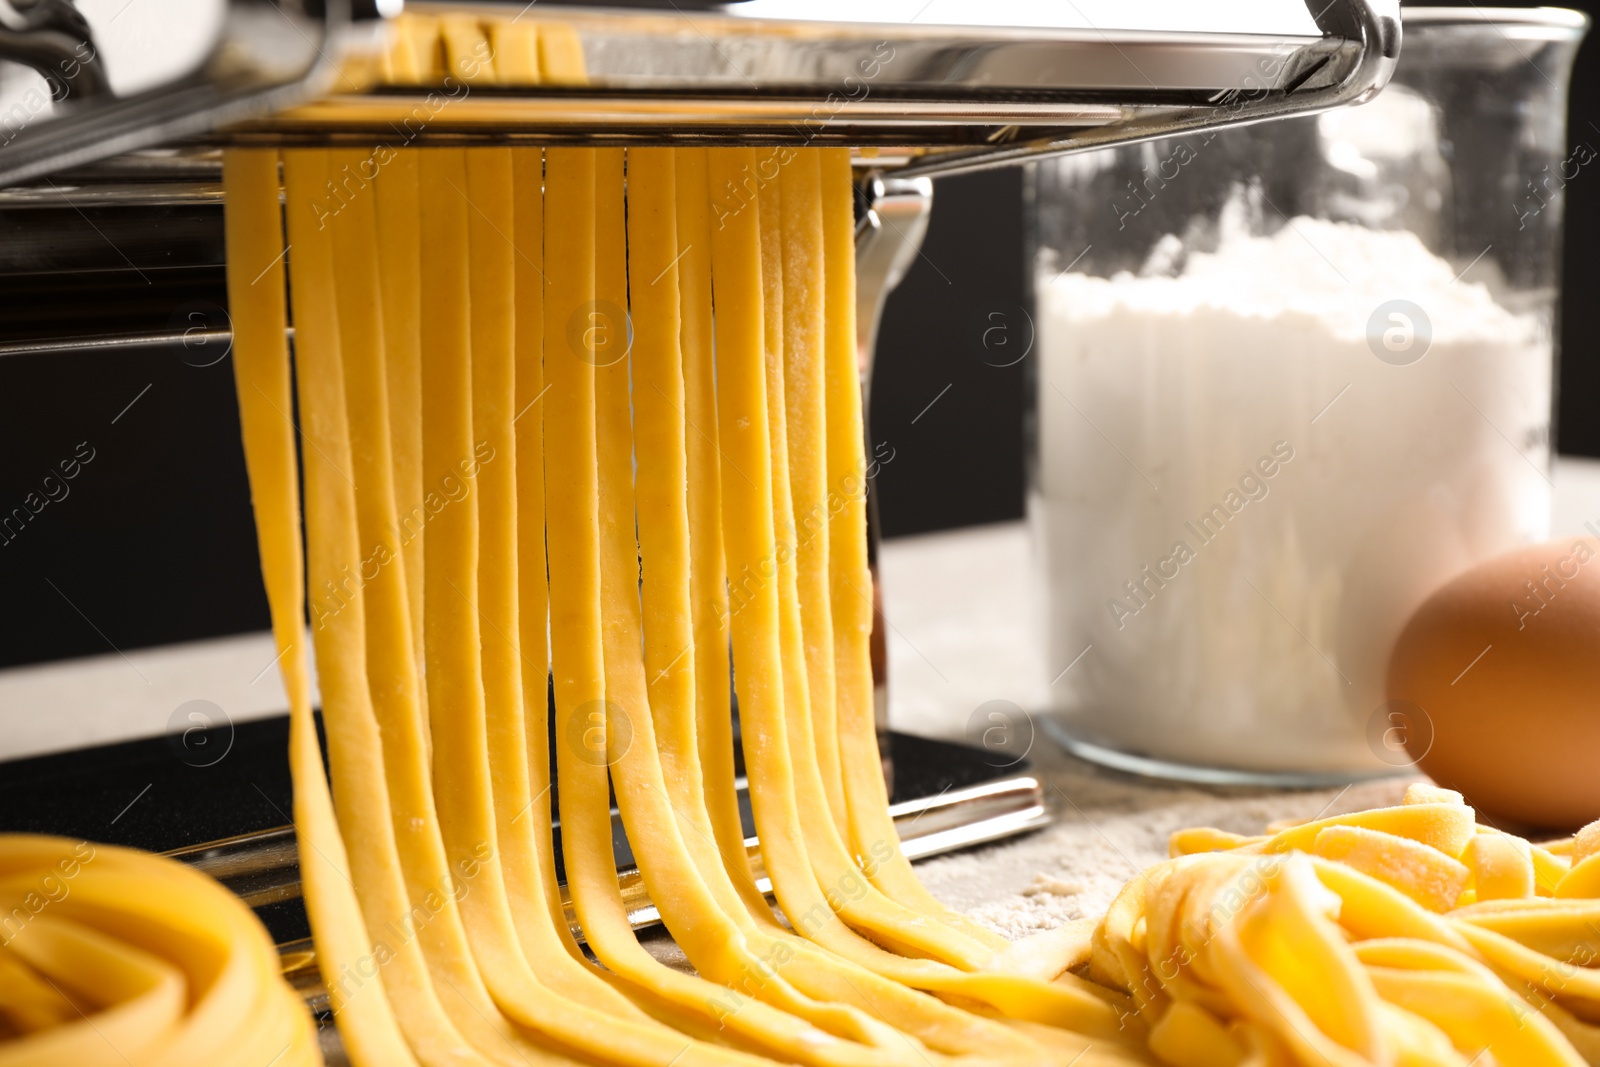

{"left": 751, "top": 150, "right": 1001, "bottom": 969}
{"left": 708, "top": 148, "right": 1144, "bottom": 1044}
{"left": 285, "top": 147, "right": 507, "bottom": 1067}
{"left": 626, "top": 147, "right": 1031, "bottom": 1062}
{"left": 634, "top": 149, "right": 1062, "bottom": 1064}
{"left": 506, "top": 145, "right": 584, "bottom": 967}
{"left": 673, "top": 149, "right": 764, "bottom": 914}
{"left": 552, "top": 147, "right": 904, "bottom": 1067}
{"left": 451, "top": 143, "right": 706, "bottom": 1065}
{"left": 322, "top": 143, "right": 710, "bottom": 1067}
{"left": 320, "top": 143, "right": 542, "bottom": 1067}
{"left": 372, "top": 148, "right": 428, "bottom": 724}
{"left": 225, "top": 146, "right": 398, "bottom": 1067}
{"left": 776, "top": 150, "right": 848, "bottom": 833}
{"left": 541, "top": 145, "right": 744, "bottom": 1055}
{"left": 329, "top": 142, "right": 566, "bottom": 1067}
{"left": 812, "top": 149, "right": 1009, "bottom": 953}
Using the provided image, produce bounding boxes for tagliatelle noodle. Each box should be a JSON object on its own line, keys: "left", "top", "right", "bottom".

{"left": 413, "top": 143, "right": 674, "bottom": 1064}
{"left": 4, "top": 917, "right": 186, "bottom": 1065}
{"left": 648, "top": 150, "right": 1065, "bottom": 1063}
{"left": 672, "top": 179, "right": 998, "bottom": 1055}
{"left": 537, "top": 149, "right": 702, "bottom": 1044}
{"left": 563, "top": 146, "right": 920, "bottom": 1067}
{"left": 380, "top": 14, "right": 440, "bottom": 83}
{"left": 448, "top": 31, "right": 611, "bottom": 983}
{"left": 755, "top": 158, "right": 942, "bottom": 963}
{"left": 505, "top": 152, "right": 640, "bottom": 987}
{"left": 300, "top": 145, "right": 576, "bottom": 1067}
{"left": 812, "top": 150, "right": 1011, "bottom": 955}
{"left": 453, "top": 143, "right": 718, "bottom": 1059}
{"left": 452, "top": 141, "right": 594, "bottom": 1031}
{"left": 0, "top": 837, "right": 321, "bottom": 1067}
{"left": 324, "top": 143, "right": 518, "bottom": 1067}
{"left": 542, "top": 146, "right": 802, "bottom": 1057}
{"left": 1312, "top": 825, "right": 1470, "bottom": 913}
{"left": 539, "top": 148, "right": 751, "bottom": 1053}
{"left": 707, "top": 149, "right": 1137, "bottom": 1043}
{"left": 1140, "top": 789, "right": 1600, "bottom": 1064}
{"left": 675, "top": 171, "right": 1036, "bottom": 1055}
{"left": 756, "top": 150, "right": 1008, "bottom": 969}
{"left": 806, "top": 168, "right": 1107, "bottom": 1017}
{"left": 659, "top": 151, "right": 1072, "bottom": 1062}
{"left": 326, "top": 142, "right": 516, "bottom": 1061}
{"left": 1466, "top": 832, "right": 1536, "bottom": 902}
{"left": 487, "top": 18, "right": 541, "bottom": 84}
{"left": 222, "top": 146, "right": 416, "bottom": 1067}
{"left": 630, "top": 148, "right": 1071, "bottom": 1064}
{"left": 439, "top": 14, "right": 493, "bottom": 86}
{"left": 672, "top": 149, "right": 765, "bottom": 914}
{"left": 285, "top": 147, "right": 498, "bottom": 1067}
{"left": 507, "top": 145, "right": 577, "bottom": 958}
{"left": 774, "top": 150, "right": 847, "bottom": 831}
{"left": 464, "top": 142, "right": 557, "bottom": 972}
{"left": 594, "top": 148, "right": 893, "bottom": 1053}
{"left": 0, "top": 943, "right": 76, "bottom": 1035}
{"left": 372, "top": 147, "right": 428, "bottom": 737}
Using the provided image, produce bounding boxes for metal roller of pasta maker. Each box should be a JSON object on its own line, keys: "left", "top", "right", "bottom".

{"left": 0, "top": 0, "right": 1399, "bottom": 1005}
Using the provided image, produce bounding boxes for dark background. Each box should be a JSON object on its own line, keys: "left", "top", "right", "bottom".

{"left": 2, "top": 0, "right": 1599, "bottom": 671}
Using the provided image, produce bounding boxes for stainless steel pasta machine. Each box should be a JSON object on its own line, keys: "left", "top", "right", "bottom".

{"left": 0, "top": 0, "right": 1400, "bottom": 1011}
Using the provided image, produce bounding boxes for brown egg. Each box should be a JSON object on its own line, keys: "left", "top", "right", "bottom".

{"left": 1386, "top": 537, "right": 1600, "bottom": 830}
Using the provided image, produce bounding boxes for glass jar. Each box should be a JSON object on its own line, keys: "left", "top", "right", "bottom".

{"left": 1026, "top": 9, "right": 1587, "bottom": 783}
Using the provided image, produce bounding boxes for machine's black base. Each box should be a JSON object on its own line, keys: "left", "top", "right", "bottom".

{"left": 0, "top": 715, "right": 1049, "bottom": 947}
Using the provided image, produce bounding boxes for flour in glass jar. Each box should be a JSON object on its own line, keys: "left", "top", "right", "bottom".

{"left": 1033, "top": 198, "right": 1550, "bottom": 774}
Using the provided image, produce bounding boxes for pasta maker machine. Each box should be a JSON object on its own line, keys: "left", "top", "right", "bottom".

{"left": 0, "top": 0, "right": 1400, "bottom": 1019}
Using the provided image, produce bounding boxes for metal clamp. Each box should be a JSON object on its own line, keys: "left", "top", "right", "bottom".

{"left": 853, "top": 172, "right": 934, "bottom": 791}
{"left": 0, "top": 0, "right": 109, "bottom": 101}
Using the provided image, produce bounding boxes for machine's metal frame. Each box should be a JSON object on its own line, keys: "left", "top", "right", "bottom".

{"left": 0, "top": 1, "right": 1399, "bottom": 186}
{"left": 167, "top": 752, "right": 1051, "bottom": 947}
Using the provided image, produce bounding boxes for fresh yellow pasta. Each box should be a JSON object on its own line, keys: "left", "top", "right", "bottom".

{"left": 644, "top": 150, "right": 1055, "bottom": 1064}
{"left": 223, "top": 147, "right": 418, "bottom": 1067}
{"left": 0, "top": 836, "right": 320, "bottom": 1067}
{"left": 1148, "top": 789, "right": 1600, "bottom": 1064}
{"left": 221, "top": 130, "right": 1144, "bottom": 1067}
{"left": 813, "top": 148, "right": 1011, "bottom": 955}
{"left": 285, "top": 146, "right": 523, "bottom": 1067}
{"left": 631, "top": 147, "right": 1086, "bottom": 1066}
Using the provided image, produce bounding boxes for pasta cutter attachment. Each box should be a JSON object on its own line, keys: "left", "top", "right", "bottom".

{"left": 0, "top": 0, "right": 1399, "bottom": 187}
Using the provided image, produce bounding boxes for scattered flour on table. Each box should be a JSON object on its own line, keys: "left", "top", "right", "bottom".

{"left": 915, "top": 745, "right": 1412, "bottom": 941}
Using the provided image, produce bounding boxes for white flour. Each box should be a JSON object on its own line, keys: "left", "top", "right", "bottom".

{"left": 1033, "top": 210, "right": 1551, "bottom": 773}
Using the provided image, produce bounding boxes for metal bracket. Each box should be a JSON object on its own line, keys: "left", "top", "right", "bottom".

{"left": 852, "top": 171, "right": 934, "bottom": 792}
{"left": 0, "top": 0, "right": 110, "bottom": 101}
